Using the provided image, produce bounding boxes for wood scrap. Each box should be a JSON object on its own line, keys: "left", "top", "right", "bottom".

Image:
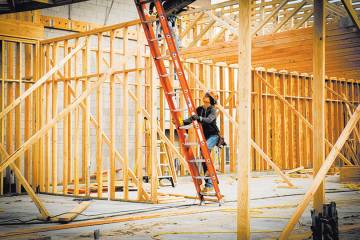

{"left": 57, "top": 201, "right": 92, "bottom": 223}
{"left": 285, "top": 166, "right": 304, "bottom": 175}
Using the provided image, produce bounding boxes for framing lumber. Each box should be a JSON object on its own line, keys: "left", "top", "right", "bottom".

{"left": 0, "top": 39, "right": 86, "bottom": 121}
{"left": 0, "top": 145, "right": 50, "bottom": 219}
{"left": 254, "top": 70, "right": 353, "bottom": 166}
{"left": 57, "top": 201, "right": 91, "bottom": 223}
{"left": 184, "top": 65, "right": 294, "bottom": 186}
{"left": 0, "top": 69, "right": 112, "bottom": 174}
{"left": 312, "top": 0, "right": 326, "bottom": 212}
{"left": 280, "top": 104, "right": 360, "bottom": 239}
{"left": 252, "top": 0, "right": 288, "bottom": 35}
{"left": 341, "top": 0, "right": 360, "bottom": 30}
{"left": 237, "top": 0, "right": 251, "bottom": 239}
{"left": 272, "top": 0, "right": 308, "bottom": 33}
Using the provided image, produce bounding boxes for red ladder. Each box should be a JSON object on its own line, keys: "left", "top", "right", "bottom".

{"left": 135, "top": 0, "right": 223, "bottom": 204}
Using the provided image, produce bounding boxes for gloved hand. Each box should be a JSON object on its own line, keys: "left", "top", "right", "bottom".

{"left": 191, "top": 114, "right": 200, "bottom": 121}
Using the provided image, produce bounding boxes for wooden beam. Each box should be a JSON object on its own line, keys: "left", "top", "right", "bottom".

{"left": 0, "top": 145, "right": 50, "bottom": 219}
{"left": 254, "top": 70, "right": 353, "bottom": 166}
{"left": 293, "top": 10, "right": 313, "bottom": 29}
{"left": 341, "top": 0, "right": 360, "bottom": 30}
{"left": 313, "top": 0, "right": 326, "bottom": 213}
{"left": 252, "top": 0, "right": 288, "bottom": 35}
{"left": 237, "top": 0, "right": 251, "bottom": 239}
{"left": 184, "top": 65, "right": 294, "bottom": 186}
{"left": 272, "top": 0, "right": 308, "bottom": 33}
{"left": 57, "top": 201, "right": 91, "bottom": 223}
{"left": 0, "top": 69, "right": 112, "bottom": 174}
{"left": 180, "top": 12, "right": 205, "bottom": 40}
{"left": 279, "top": 104, "right": 360, "bottom": 239}
{"left": 0, "top": 39, "right": 85, "bottom": 121}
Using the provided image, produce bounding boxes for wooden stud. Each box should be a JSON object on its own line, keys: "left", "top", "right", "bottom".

{"left": 15, "top": 42, "right": 21, "bottom": 193}
{"left": 24, "top": 44, "right": 32, "bottom": 182}
{"left": 6, "top": 42, "right": 14, "bottom": 193}
{"left": 51, "top": 42, "right": 58, "bottom": 193}
{"left": 63, "top": 40, "right": 69, "bottom": 194}
{"left": 280, "top": 105, "right": 360, "bottom": 239}
{"left": 45, "top": 44, "right": 51, "bottom": 193}
{"left": 96, "top": 33, "right": 103, "bottom": 198}
{"left": 81, "top": 39, "right": 90, "bottom": 196}
{"left": 237, "top": 1, "right": 251, "bottom": 238}
{"left": 312, "top": 0, "right": 326, "bottom": 212}
{"left": 109, "top": 31, "right": 116, "bottom": 200}
{"left": 73, "top": 38, "right": 80, "bottom": 196}
{"left": 122, "top": 28, "right": 129, "bottom": 200}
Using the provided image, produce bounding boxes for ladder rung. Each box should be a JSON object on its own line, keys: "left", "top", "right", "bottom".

{"left": 171, "top": 108, "right": 185, "bottom": 112}
{"left": 179, "top": 124, "right": 193, "bottom": 130}
{"left": 183, "top": 142, "right": 199, "bottom": 147}
{"left": 159, "top": 73, "right": 169, "bottom": 78}
{"left": 154, "top": 55, "right": 169, "bottom": 60}
{"left": 136, "top": 0, "right": 154, "bottom": 4}
{"left": 158, "top": 176, "right": 173, "bottom": 179}
{"left": 194, "top": 176, "right": 212, "bottom": 180}
{"left": 189, "top": 159, "right": 206, "bottom": 163}
{"left": 150, "top": 36, "right": 165, "bottom": 42}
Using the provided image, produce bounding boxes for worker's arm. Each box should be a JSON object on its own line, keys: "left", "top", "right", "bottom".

{"left": 199, "top": 107, "right": 216, "bottom": 123}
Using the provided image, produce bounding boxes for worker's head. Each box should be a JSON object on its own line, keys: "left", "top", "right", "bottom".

{"left": 203, "top": 91, "right": 218, "bottom": 109}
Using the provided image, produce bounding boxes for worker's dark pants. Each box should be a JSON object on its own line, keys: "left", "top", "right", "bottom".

{"left": 202, "top": 135, "right": 219, "bottom": 188}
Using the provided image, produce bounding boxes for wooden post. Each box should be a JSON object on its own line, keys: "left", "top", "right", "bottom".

{"left": 15, "top": 43, "right": 22, "bottom": 193}
{"left": 135, "top": 25, "right": 143, "bottom": 201}
{"left": 73, "top": 38, "right": 80, "bottom": 196}
{"left": 109, "top": 30, "right": 116, "bottom": 200}
{"left": 6, "top": 42, "right": 14, "bottom": 193}
{"left": 82, "top": 39, "right": 90, "bottom": 196}
{"left": 313, "top": 0, "right": 326, "bottom": 213}
{"left": 96, "top": 34, "right": 103, "bottom": 198}
{"left": 280, "top": 105, "right": 360, "bottom": 239}
{"left": 63, "top": 40, "right": 69, "bottom": 194}
{"left": 0, "top": 41, "right": 4, "bottom": 195}
{"left": 149, "top": 58, "right": 158, "bottom": 203}
{"left": 45, "top": 44, "right": 51, "bottom": 193}
{"left": 237, "top": 0, "right": 251, "bottom": 239}
{"left": 52, "top": 43, "right": 58, "bottom": 193}
{"left": 24, "top": 44, "right": 31, "bottom": 183}
{"left": 123, "top": 28, "right": 129, "bottom": 200}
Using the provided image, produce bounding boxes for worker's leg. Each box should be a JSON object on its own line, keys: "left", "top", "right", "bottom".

{"left": 202, "top": 135, "right": 219, "bottom": 188}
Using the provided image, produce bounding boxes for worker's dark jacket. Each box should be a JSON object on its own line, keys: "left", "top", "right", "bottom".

{"left": 183, "top": 105, "right": 219, "bottom": 140}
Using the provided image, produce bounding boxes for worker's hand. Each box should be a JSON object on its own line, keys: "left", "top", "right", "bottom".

{"left": 191, "top": 114, "right": 200, "bottom": 121}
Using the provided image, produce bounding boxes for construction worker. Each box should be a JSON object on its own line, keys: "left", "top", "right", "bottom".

{"left": 149, "top": 0, "right": 196, "bottom": 48}
{"left": 182, "top": 91, "right": 219, "bottom": 194}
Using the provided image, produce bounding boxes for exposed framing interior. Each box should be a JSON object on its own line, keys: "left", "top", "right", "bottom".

{"left": 0, "top": 0, "right": 359, "bottom": 238}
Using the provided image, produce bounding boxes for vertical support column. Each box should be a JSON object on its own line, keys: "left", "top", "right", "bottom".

{"left": 237, "top": 0, "right": 251, "bottom": 239}
{"left": 63, "top": 40, "right": 69, "bottom": 194}
{"left": 82, "top": 39, "right": 90, "bottom": 196}
{"left": 73, "top": 38, "right": 80, "bottom": 196}
{"left": 52, "top": 43, "right": 58, "bottom": 193}
{"left": 15, "top": 43, "right": 22, "bottom": 193}
{"left": 219, "top": 66, "right": 225, "bottom": 173}
{"left": 149, "top": 58, "right": 158, "bottom": 203}
{"left": 24, "top": 44, "right": 31, "bottom": 182}
{"left": 96, "top": 34, "right": 103, "bottom": 198}
{"left": 229, "top": 67, "right": 235, "bottom": 173}
{"left": 45, "top": 44, "right": 51, "bottom": 193}
{"left": 38, "top": 44, "right": 44, "bottom": 192}
{"left": 109, "top": 31, "right": 115, "bottom": 200}
{"left": 0, "top": 41, "right": 4, "bottom": 195}
{"left": 135, "top": 25, "right": 143, "bottom": 201}
{"left": 6, "top": 42, "right": 14, "bottom": 193}
{"left": 122, "top": 28, "right": 129, "bottom": 200}
{"left": 313, "top": 0, "right": 326, "bottom": 213}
